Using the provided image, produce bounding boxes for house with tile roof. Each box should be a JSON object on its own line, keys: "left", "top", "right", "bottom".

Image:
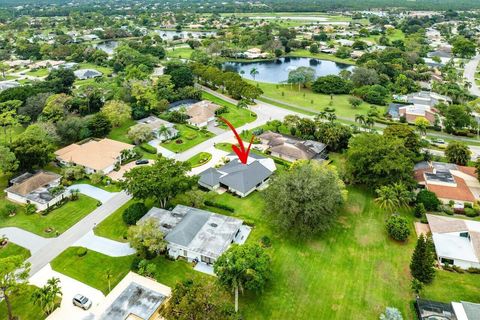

{"left": 257, "top": 131, "right": 327, "bottom": 162}
{"left": 185, "top": 100, "right": 220, "bottom": 127}
{"left": 139, "top": 205, "right": 250, "bottom": 265}
{"left": 198, "top": 153, "right": 276, "bottom": 197}
{"left": 55, "top": 138, "right": 134, "bottom": 174}
{"left": 427, "top": 214, "right": 480, "bottom": 269}
{"left": 414, "top": 161, "right": 480, "bottom": 205}
{"left": 5, "top": 171, "right": 65, "bottom": 211}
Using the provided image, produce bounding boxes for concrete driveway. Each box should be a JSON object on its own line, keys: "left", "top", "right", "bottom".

{"left": 68, "top": 184, "right": 116, "bottom": 203}
{"left": 147, "top": 139, "right": 176, "bottom": 158}
{"left": 0, "top": 227, "right": 51, "bottom": 254}
{"left": 29, "top": 264, "right": 105, "bottom": 320}
{"left": 107, "top": 160, "right": 153, "bottom": 181}
{"left": 74, "top": 231, "right": 135, "bottom": 257}
{"left": 464, "top": 55, "right": 480, "bottom": 97}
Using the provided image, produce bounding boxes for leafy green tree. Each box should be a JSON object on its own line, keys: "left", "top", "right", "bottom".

{"left": 31, "top": 277, "right": 62, "bottom": 316}
{"left": 164, "top": 64, "right": 194, "bottom": 89}
{"left": 383, "top": 124, "right": 421, "bottom": 155}
{"left": 127, "top": 124, "right": 153, "bottom": 145}
{"left": 127, "top": 218, "right": 166, "bottom": 258}
{"left": 0, "top": 256, "right": 31, "bottom": 320}
{"left": 0, "top": 146, "right": 18, "bottom": 174}
{"left": 122, "top": 202, "right": 148, "bottom": 225}
{"left": 264, "top": 161, "right": 346, "bottom": 237}
{"left": 214, "top": 244, "right": 270, "bottom": 312}
{"left": 312, "top": 75, "right": 352, "bottom": 94}
{"left": 314, "top": 122, "right": 352, "bottom": 152}
{"left": 444, "top": 105, "right": 472, "bottom": 133}
{"left": 86, "top": 113, "right": 112, "bottom": 137}
{"left": 346, "top": 134, "right": 415, "bottom": 188}
{"left": 410, "top": 234, "right": 435, "bottom": 284}
{"left": 40, "top": 93, "right": 70, "bottom": 123}
{"left": 55, "top": 116, "right": 91, "bottom": 144}
{"left": 18, "top": 92, "right": 52, "bottom": 122}
{"left": 445, "top": 141, "right": 471, "bottom": 165}
{"left": 386, "top": 215, "right": 410, "bottom": 241}
{"left": 392, "top": 74, "right": 418, "bottom": 94}
{"left": 287, "top": 67, "right": 315, "bottom": 90}
{"left": 161, "top": 279, "right": 238, "bottom": 320}
{"left": 11, "top": 129, "right": 55, "bottom": 170}
{"left": 350, "top": 67, "right": 379, "bottom": 88}
{"left": 414, "top": 117, "right": 430, "bottom": 136}
{"left": 416, "top": 190, "right": 441, "bottom": 211}
{"left": 123, "top": 157, "right": 196, "bottom": 207}
{"left": 452, "top": 36, "right": 477, "bottom": 58}
{"left": 352, "top": 85, "right": 389, "bottom": 105}
{"left": 101, "top": 100, "right": 132, "bottom": 127}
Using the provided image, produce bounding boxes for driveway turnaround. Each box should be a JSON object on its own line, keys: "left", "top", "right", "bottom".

{"left": 189, "top": 146, "right": 229, "bottom": 175}
{"left": 74, "top": 231, "right": 135, "bottom": 257}
{"left": 68, "top": 184, "right": 117, "bottom": 203}
{"left": 0, "top": 227, "right": 51, "bottom": 254}
{"left": 29, "top": 264, "right": 105, "bottom": 320}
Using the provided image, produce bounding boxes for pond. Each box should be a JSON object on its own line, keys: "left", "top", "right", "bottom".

{"left": 222, "top": 57, "right": 354, "bottom": 83}
{"left": 154, "top": 30, "right": 216, "bottom": 40}
{"left": 94, "top": 40, "right": 119, "bottom": 55}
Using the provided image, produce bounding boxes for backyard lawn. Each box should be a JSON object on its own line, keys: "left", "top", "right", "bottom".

{"left": 202, "top": 91, "right": 257, "bottom": 128}
{"left": 107, "top": 119, "right": 136, "bottom": 143}
{"left": 51, "top": 247, "right": 135, "bottom": 294}
{"left": 0, "top": 286, "right": 46, "bottom": 320}
{"left": 0, "top": 195, "right": 98, "bottom": 237}
{"left": 0, "top": 242, "right": 31, "bottom": 260}
{"left": 161, "top": 124, "right": 213, "bottom": 153}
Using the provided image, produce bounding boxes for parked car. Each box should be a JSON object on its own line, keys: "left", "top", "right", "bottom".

{"left": 135, "top": 159, "right": 149, "bottom": 165}
{"left": 73, "top": 294, "right": 92, "bottom": 310}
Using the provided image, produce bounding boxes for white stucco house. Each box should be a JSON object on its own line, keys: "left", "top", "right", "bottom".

{"left": 136, "top": 116, "right": 179, "bottom": 142}
{"left": 427, "top": 214, "right": 480, "bottom": 269}
{"left": 5, "top": 171, "right": 65, "bottom": 211}
{"left": 139, "top": 205, "right": 250, "bottom": 265}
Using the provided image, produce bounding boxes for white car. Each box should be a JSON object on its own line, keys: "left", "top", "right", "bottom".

{"left": 73, "top": 294, "right": 92, "bottom": 310}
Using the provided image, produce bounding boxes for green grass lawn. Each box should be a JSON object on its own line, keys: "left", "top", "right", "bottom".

{"left": 0, "top": 242, "right": 31, "bottom": 260}
{"left": 51, "top": 247, "right": 134, "bottom": 294}
{"left": 94, "top": 200, "right": 134, "bottom": 242}
{"left": 107, "top": 119, "right": 136, "bottom": 143}
{"left": 77, "top": 63, "right": 114, "bottom": 76}
{"left": 161, "top": 124, "right": 213, "bottom": 153}
{"left": 288, "top": 49, "right": 355, "bottom": 65}
{"left": 202, "top": 91, "right": 257, "bottom": 127}
{"left": 187, "top": 152, "right": 212, "bottom": 167}
{"left": 73, "top": 178, "right": 123, "bottom": 193}
{"left": 166, "top": 47, "right": 194, "bottom": 59}
{"left": 26, "top": 68, "right": 49, "bottom": 77}
{"left": 0, "top": 195, "right": 98, "bottom": 237}
{"left": 253, "top": 80, "right": 383, "bottom": 119}
{"left": 0, "top": 285, "right": 47, "bottom": 320}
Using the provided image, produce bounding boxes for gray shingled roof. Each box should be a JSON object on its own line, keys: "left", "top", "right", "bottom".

{"left": 198, "top": 167, "right": 222, "bottom": 188}
{"left": 219, "top": 160, "right": 272, "bottom": 194}
{"left": 462, "top": 301, "right": 480, "bottom": 320}
{"left": 165, "top": 207, "right": 210, "bottom": 247}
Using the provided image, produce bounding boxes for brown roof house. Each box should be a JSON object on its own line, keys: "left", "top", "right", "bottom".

{"left": 257, "top": 131, "right": 327, "bottom": 162}
{"left": 185, "top": 100, "right": 220, "bottom": 127}
{"left": 414, "top": 161, "right": 480, "bottom": 205}
{"left": 55, "top": 138, "right": 134, "bottom": 174}
{"left": 427, "top": 214, "right": 480, "bottom": 269}
{"left": 5, "top": 171, "right": 65, "bottom": 211}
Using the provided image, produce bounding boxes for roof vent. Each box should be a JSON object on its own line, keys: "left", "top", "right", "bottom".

{"left": 210, "top": 223, "right": 218, "bottom": 228}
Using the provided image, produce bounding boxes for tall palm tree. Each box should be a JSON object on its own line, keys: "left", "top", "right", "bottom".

{"left": 250, "top": 68, "right": 259, "bottom": 80}
{"left": 354, "top": 114, "right": 366, "bottom": 127}
{"left": 375, "top": 186, "right": 399, "bottom": 210}
{"left": 315, "top": 111, "right": 328, "bottom": 122}
{"left": 31, "top": 277, "right": 62, "bottom": 316}
{"left": 365, "top": 116, "right": 375, "bottom": 128}
{"left": 327, "top": 112, "right": 337, "bottom": 123}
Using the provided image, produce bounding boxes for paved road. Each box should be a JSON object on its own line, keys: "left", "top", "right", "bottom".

{"left": 0, "top": 227, "right": 51, "bottom": 254}
{"left": 464, "top": 55, "right": 480, "bottom": 97}
{"left": 27, "top": 191, "right": 132, "bottom": 276}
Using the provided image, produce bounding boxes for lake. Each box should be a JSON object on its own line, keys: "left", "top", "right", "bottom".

{"left": 222, "top": 57, "right": 354, "bottom": 83}
{"left": 94, "top": 40, "right": 119, "bottom": 55}
{"left": 154, "top": 30, "right": 216, "bottom": 40}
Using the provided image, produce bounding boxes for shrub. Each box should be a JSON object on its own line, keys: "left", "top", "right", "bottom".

{"left": 204, "top": 200, "right": 235, "bottom": 212}
{"left": 184, "top": 132, "right": 198, "bottom": 140}
{"left": 464, "top": 202, "right": 473, "bottom": 209}
{"left": 90, "top": 172, "right": 104, "bottom": 185}
{"left": 131, "top": 256, "right": 142, "bottom": 271}
{"left": 138, "top": 259, "right": 156, "bottom": 277}
{"left": 140, "top": 143, "right": 157, "bottom": 154}
{"left": 416, "top": 190, "right": 441, "bottom": 211}
{"left": 386, "top": 215, "right": 410, "bottom": 241}
{"left": 76, "top": 247, "right": 88, "bottom": 257}
{"left": 260, "top": 236, "right": 271, "bottom": 248}
{"left": 467, "top": 267, "right": 480, "bottom": 274}
{"left": 122, "top": 202, "right": 148, "bottom": 225}
{"left": 414, "top": 203, "right": 426, "bottom": 218}
{"left": 452, "top": 265, "right": 464, "bottom": 273}
{"left": 465, "top": 207, "right": 478, "bottom": 217}
{"left": 25, "top": 203, "right": 37, "bottom": 214}
{"left": 443, "top": 206, "right": 454, "bottom": 215}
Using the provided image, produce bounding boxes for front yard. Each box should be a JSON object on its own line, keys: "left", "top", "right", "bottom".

{"left": 201, "top": 91, "right": 257, "bottom": 128}
{"left": 160, "top": 124, "right": 213, "bottom": 153}
{"left": 0, "top": 242, "right": 30, "bottom": 260}
{"left": 0, "top": 195, "right": 98, "bottom": 237}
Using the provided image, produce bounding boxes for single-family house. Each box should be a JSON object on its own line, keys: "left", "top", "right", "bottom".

{"left": 395, "top": 91, "right": 452, "bottom": 107}
{"left": 185, "top": 100, "right": 220, "bottom": 127}
{"left": 398, "top": 104, "right": 439, "bottom": 124}
{"left": 30, "top": 60, "right": 65, "bottom": 69}
{"left": 427, "top": 214, "right": 480, "bottom": 269}
{"left": 136, "top": 116, "right": 179, "bottom": 141}
{"left": 337, "top": 39, "right": 354, "bottom": 47}
{"left": 199, "top": 153, "right": 276, "bottom": 197}
{"left": 414, "top": 161, "right": 480, "bottom": 205}
{"left": 140, "top": 205, "right": 249, "bottom": 265}
{"left": 55, "top": 138, "right": 134, "bottom": 174}
{"left": 92, "top": 272, "right": 171, "bottom": 320}
{"left": 415, "top": 298, "right": 480, "bottom": 320}
{"left": 243, "top": 47, "right": 268, "bottom": 59}
{"left": 5, "top": 171, "right": 65, "bottom": 211}
{"left": 393, "top": 91, "right": 451, "bottom": 124}
{"left": 257, "top": 131, "right": 327, "bottom": 162}
{"left": 74, "top": 68, "right": 102, "bottom": 80}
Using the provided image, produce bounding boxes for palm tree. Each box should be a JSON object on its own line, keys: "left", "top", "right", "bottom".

{"left": 31, "top": 277, "right": 62, "bottom": 316}
{"left": 315, "top": 111, "right": 328, "bottom": 122}
{"left": 158, "top": 125, "right": 170, "bottom": 141}
{"left": 355, "top": 114, "right": 366, "bottom": 127}
{"left": 327, "top": 112, "right": 337, "bottom": 123}
{"left": 106, "top": 269, "right": 113, "bottom": 292}
{"left": 250, "top": 68, "right": 259, "bottom": 80}
{"left": 375, "top": 186, "right": 399, "bottom": 210}
{"left": 365, "top": 116, "right": 375, "bottom": 128}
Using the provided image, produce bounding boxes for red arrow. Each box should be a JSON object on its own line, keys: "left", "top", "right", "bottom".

{"left": 219, "top": 117, "right": 254, "bottom": 164}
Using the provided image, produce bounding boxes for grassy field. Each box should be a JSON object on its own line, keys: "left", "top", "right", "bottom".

{"left": 26, "top": 68, "right": 49, "bottom": 77}
{"left": 0, "top": 195, "right": 98, "bottom": 237}
{"left": 77, "top": 63, "right": 114, "bottom": 76}
{"left": 0, "top": 242, "right": 31, "bottom": 260}
{"left": 0, "top": 285, "right": 47, "bottom": 320}
{"left": 252, "top": 80, "right": 382, "bottom": 119}
{"left": 359, "top": 29, "right": 405, "bottom": 44}
{"left": 107, "top": 119, "right": 136, "bottom": 143}
{"left": 51, "top": 247, "right": 134, "bottom": 294}
{"left": 202, "top": 91, "right": 257, "bottom": 127}
{"left": 187, "top": 152, "right": 212, "bottom": 167}
{"left": 94, "top": 199, "right": 134, "bottom": 242}
{"left": 288, "top": 50, "right": 355, "bottom": 65}
{"left": 161, "top": 124, "right": 213, "bottom": 153}
{"left": 166, "top": 47, "right": 194, "bottom": 59}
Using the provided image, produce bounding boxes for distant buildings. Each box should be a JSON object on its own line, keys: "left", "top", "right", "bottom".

{"left": 0, "top": 81, "right": 19, "bottom": 92}
{"left": 185, "top": 100, "right": 220, "bottom": 127}
{"left": 140, "top": 205, "right": 250, "bottom": 265}
{"left": 74, "top": 68, "right": 103, "bottom": 80}
{"left": 389, "top": 91, "right": 452, "bottom": 124}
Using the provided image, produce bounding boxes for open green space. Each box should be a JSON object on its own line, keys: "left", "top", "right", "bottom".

{"left": 77, "top": 63, "right": 114, "bottom": 76}
{"left": 202, "top": 91, "right": 257, "bottom": 127}
{"left": 252, "top": 80, "right": 381, "bottom": 119}
{"left": 359, "top": 29, "right": 405, "bottom": 44}
{"left": 94, "top": 199, "right": 134, "bottom": 242}
{"left": 187, "top": 152, "right": 212, "bottom": 167}
{"left": 51, "top": 247, "right": 134, "bottom": 294}
{"left": 26, "top": 68, "right": 49, "bottom": 77}
{"left": 166, "top": 47, "right": 195, "bottom": 59}
{"left": 0, "top": 195, "right": 98, "bottom": 237}
{"left": 0, "top": 285, "right": 47, "bottom": 320}
{"left": 161, "top": 124, "right": 213, "bottom": 153}
{"left": 107, "top": 119, "right": 136, "bottom": 143}
{"left": 0, "top": 242, "right": 31, "bottom": 260}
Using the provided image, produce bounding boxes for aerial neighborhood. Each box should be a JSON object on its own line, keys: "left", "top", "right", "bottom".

{"left": 2, "top": 1, "right": 480, "bottom": 319}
